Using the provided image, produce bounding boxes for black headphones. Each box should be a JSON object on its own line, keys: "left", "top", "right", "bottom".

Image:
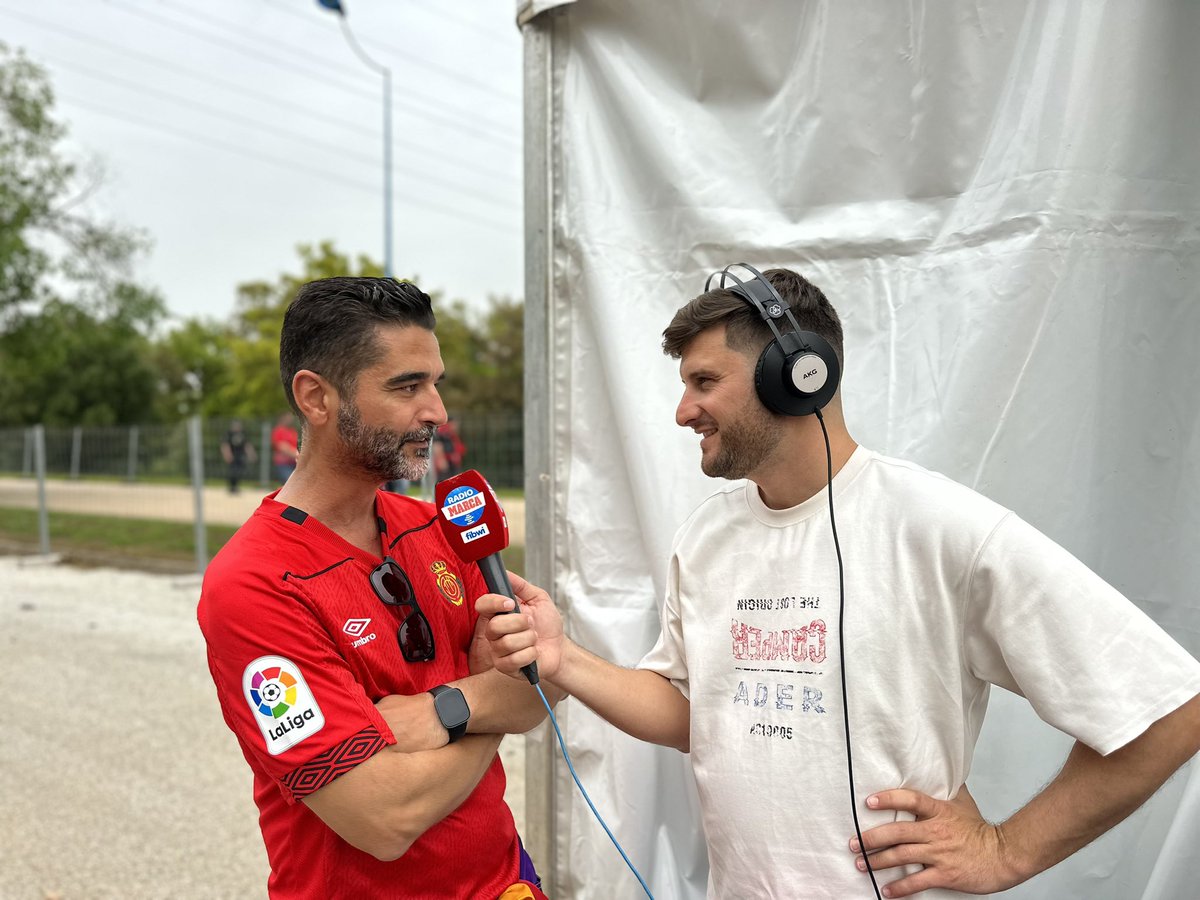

{"left": 705, "top": 263, "right": 841, "bottom": 417}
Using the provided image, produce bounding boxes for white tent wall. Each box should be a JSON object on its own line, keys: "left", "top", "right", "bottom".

{"left": 521, "top": 1, "right": 1200, "bottom": 898}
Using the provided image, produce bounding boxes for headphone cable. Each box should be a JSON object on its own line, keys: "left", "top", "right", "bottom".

{"left": 815, "top": 408, "right": 883, "bottom": 900}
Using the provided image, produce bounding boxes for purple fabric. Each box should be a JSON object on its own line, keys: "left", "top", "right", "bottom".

{"left": 518, "top": 839, "right": 541, "bottom": 888}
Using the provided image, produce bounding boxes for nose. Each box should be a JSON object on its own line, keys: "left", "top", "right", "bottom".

{"left": 676, "top": 387, "right": 698, "bottom": 429}
{"left": 424, "top": 385, "right": 448, "bottom": 429}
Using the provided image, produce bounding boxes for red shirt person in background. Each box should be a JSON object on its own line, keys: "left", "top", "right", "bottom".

{"left": 433, "top": 417, "right": 467, "bottom": 479}
{"left": 271, "top": 412, "right": 299, "bottom": 483}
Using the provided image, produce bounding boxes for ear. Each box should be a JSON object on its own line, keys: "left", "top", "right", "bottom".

{"left": 292, "top": 369, "right": 338, "bottom": 428}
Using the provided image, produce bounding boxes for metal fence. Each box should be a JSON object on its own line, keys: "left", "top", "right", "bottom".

{"left": 0, "top": 412, "right": 523, "bottom": 573}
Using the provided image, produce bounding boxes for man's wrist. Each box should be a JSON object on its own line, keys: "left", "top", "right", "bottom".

{"left": 547, "top": 638, "right": 584, "bottom": 694}
{"left": 993, "top": 819, "right": 1043, "bottom": 888}
{"left": 428, "top": 684, "right": 470, "bottom": 743}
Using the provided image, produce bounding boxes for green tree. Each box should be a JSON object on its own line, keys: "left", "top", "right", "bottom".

{"left": 0, "top": 43, "right": 65, "bottom": 317}
{"left": 437, "top": 295, "right": 523, "bottom": 415}
{"left": 152, "top": 317, "right": 235, "bottom": 421}
{"left": 0, "top": 291, "right": 161, "bottom": 426}
{"left": 0, "top": 43, "right": 166, "bottom": 425}
{"left": 214, "top": 241, "right": 384, "bottom": 417}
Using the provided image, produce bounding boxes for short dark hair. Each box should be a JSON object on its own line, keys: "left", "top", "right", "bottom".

{"left": 662, "top": 267, "right": 844, "bottom": 364}
{"left": 279, "top": 277, "right": 436, "bottom": 416}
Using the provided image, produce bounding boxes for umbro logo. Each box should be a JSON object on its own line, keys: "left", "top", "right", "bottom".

{"left": 343, "top": 617, "right": 377, "bottom": 649}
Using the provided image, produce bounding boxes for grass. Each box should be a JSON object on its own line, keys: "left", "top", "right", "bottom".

{"left": 498, "top": 543, "right": 525, "bottom": 579}
{"left": 0, "top": 504, "right": 524, "bottom": 578}
{"left": 0, "top": 506, "right": 238, "bottom": 572}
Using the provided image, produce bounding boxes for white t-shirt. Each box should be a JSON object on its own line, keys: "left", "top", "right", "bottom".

{"left": 639, "top": 447, "right": 1200, "bottom": 900}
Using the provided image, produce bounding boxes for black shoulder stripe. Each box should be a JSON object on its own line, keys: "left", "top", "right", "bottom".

{"left": 283, "top": 557, "right": 354, "bottom": 581}
{"left": 280, "top": 506, "right": 309, "bottom": 525}
{"left": 387, "top": 514, "right": 439, "bottom": 550}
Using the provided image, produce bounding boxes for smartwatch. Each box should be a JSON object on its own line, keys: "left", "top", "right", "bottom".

{"left": 428, "top": 684, "right": 470, "bottom": 743}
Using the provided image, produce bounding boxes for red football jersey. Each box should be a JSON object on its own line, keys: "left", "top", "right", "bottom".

{"left": 199, "top": 491, "right": 520, "bottom": 899}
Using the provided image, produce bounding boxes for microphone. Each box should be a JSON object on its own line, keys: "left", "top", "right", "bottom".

{"left": 434, "top": 469, "right": 539, "bottom": 685}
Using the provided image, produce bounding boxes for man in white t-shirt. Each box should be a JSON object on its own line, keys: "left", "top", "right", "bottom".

{"left": 479, "top": 266, "right": 1200, "bottom": 899}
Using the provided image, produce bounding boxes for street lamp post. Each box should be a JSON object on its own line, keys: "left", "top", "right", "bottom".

{"left": 317, "top": 0, "right": 394, "bottom": 278}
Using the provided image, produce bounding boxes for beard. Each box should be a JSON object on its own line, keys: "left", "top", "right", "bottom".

{"left": 336, "top": 400, "right": 434, "bottom": 483}
{"left": 701, "top": 404, "right": 786, "bottom": 481}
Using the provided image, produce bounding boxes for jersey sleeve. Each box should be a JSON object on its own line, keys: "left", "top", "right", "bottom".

{"left": 200, "top": 569, "right": 396, "bottom": 803}
{"left": 964, "top": 512, "right": 1200, "bottom": 755}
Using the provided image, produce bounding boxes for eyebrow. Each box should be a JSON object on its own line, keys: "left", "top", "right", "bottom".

{"left": 682, "top": 366, "right": 719, "bottom": 382}
{"left": 382, "top": 370, "right": 446, "bottom": 389}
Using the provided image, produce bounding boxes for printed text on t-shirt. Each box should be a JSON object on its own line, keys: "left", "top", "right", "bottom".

{"left": 735, "top": 595, "right": 820, "bottom": 611}
{"left": 730, "top": 618, "right": 827, "bottom": 664}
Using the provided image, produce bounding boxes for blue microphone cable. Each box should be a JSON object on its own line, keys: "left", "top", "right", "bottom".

{"left": 534, "top": 682, "right": 656, "bottom": 899}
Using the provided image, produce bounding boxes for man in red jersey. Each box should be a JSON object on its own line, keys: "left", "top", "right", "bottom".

{"left": 199, "top": 277, "right": 550, "bottom": 899}
{"left": 270, "top": 411, "right": 299, "bottom": 483}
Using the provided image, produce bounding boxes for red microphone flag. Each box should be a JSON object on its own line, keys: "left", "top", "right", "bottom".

{"left": 434, "top": 469, "right": 538, "bottom": 684}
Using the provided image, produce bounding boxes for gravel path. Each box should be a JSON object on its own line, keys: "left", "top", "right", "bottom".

{"left": 0, "top": 477, "right": 526, "bottom": 537}
{"left": 0, "top": 555, "right": 525, "bottom": 899}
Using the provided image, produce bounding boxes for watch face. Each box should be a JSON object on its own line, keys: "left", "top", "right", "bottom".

{"left": 434, "top": 689, "right": 470, "bottom": 729}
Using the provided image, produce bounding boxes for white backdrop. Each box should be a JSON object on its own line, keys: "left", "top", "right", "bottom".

{"left": 523, "top": 1, "right": 1200, "bottom": 897}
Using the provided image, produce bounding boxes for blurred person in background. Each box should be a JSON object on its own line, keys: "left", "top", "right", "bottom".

{"left": 198, "top": 277, "right": 550, "bottom": 900}
{"left": 220, "top": 418, "right": 257, "bottom": 495}
{"left": 271, "top": 411, "right": 299, "bottom": 483}
{"left": 433, "top": 416, "right": 467, "bottom": 480}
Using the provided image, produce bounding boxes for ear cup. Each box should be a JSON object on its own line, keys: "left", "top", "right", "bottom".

{"left": 754, "top": 332, "right": 841, "bottom": 416}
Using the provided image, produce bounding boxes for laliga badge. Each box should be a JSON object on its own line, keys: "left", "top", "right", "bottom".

{"left": 242, "top": 655, "right": 325, "bottom": 756}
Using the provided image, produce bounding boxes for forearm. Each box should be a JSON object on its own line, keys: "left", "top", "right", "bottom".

{"left": 999, "top": 693, "right": 1200, "bottom": 882}
{"left": 457, "top": 668, "right": 560, "bottom": 735}
{"left": 551, "top": 639, "right": 690, "bottom": 752}
{"left": 304, "top": 732, "right": 503, "bottom": 860}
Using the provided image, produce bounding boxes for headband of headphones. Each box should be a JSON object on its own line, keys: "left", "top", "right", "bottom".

{"left": 705, "top": 263, "right": 810, "bottom": 357}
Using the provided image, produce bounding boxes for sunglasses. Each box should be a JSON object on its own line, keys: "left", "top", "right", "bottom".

{"left": 369, "top": 557, "right": 436, "bottom": 662}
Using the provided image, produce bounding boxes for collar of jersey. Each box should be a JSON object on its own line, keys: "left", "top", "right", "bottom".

{"left": 258, "top": 491, "right": 388, "bottom": 570}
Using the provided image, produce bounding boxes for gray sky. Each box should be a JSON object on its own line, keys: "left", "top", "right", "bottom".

{"left": 1, "top": 0, "right": 523, "bottom": 325}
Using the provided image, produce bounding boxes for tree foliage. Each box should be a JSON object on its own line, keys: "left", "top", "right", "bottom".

{"left": 0, "top": 43, "right": 165, "bottom": 426}
{"left": 0, "top": 45, "right": 523, "bottom": 427}
{"left": 207, "top": 241, "right": 385, "bottom": 417}
{"left": 151, "top": 317, "right": 236, "bottom": 422}
{"left": 213, "top": 240, "right": 524, "bottom": 419}
{"left": 0, "top": 294, "right": 160, "bottom": 425}
{"left": 436, "top": 295, "right": 524, "bottom": 415}
{"left": 0, "top": 43, "right": 65, "bottom": 316}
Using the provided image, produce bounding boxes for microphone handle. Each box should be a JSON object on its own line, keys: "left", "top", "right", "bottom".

{"left": 478, "top": 553, "right": 540, "bottom": 685}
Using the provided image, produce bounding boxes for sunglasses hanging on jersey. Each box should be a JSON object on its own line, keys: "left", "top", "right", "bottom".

{"left": 369, "top": 557, "right": 436, "bottom": 663}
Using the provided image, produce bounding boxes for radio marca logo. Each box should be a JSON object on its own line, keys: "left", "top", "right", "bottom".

{"left": 441, "top": 485, "right": 485, "bottom": 526}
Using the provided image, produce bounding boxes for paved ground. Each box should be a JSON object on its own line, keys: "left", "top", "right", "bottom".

{"left": 0, "top": 554, "right": 527, "bottom": 899}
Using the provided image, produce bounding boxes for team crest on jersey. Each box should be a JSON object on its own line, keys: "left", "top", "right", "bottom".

{"left": 431, "top": 560, "right": 465, "bottom": 607}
